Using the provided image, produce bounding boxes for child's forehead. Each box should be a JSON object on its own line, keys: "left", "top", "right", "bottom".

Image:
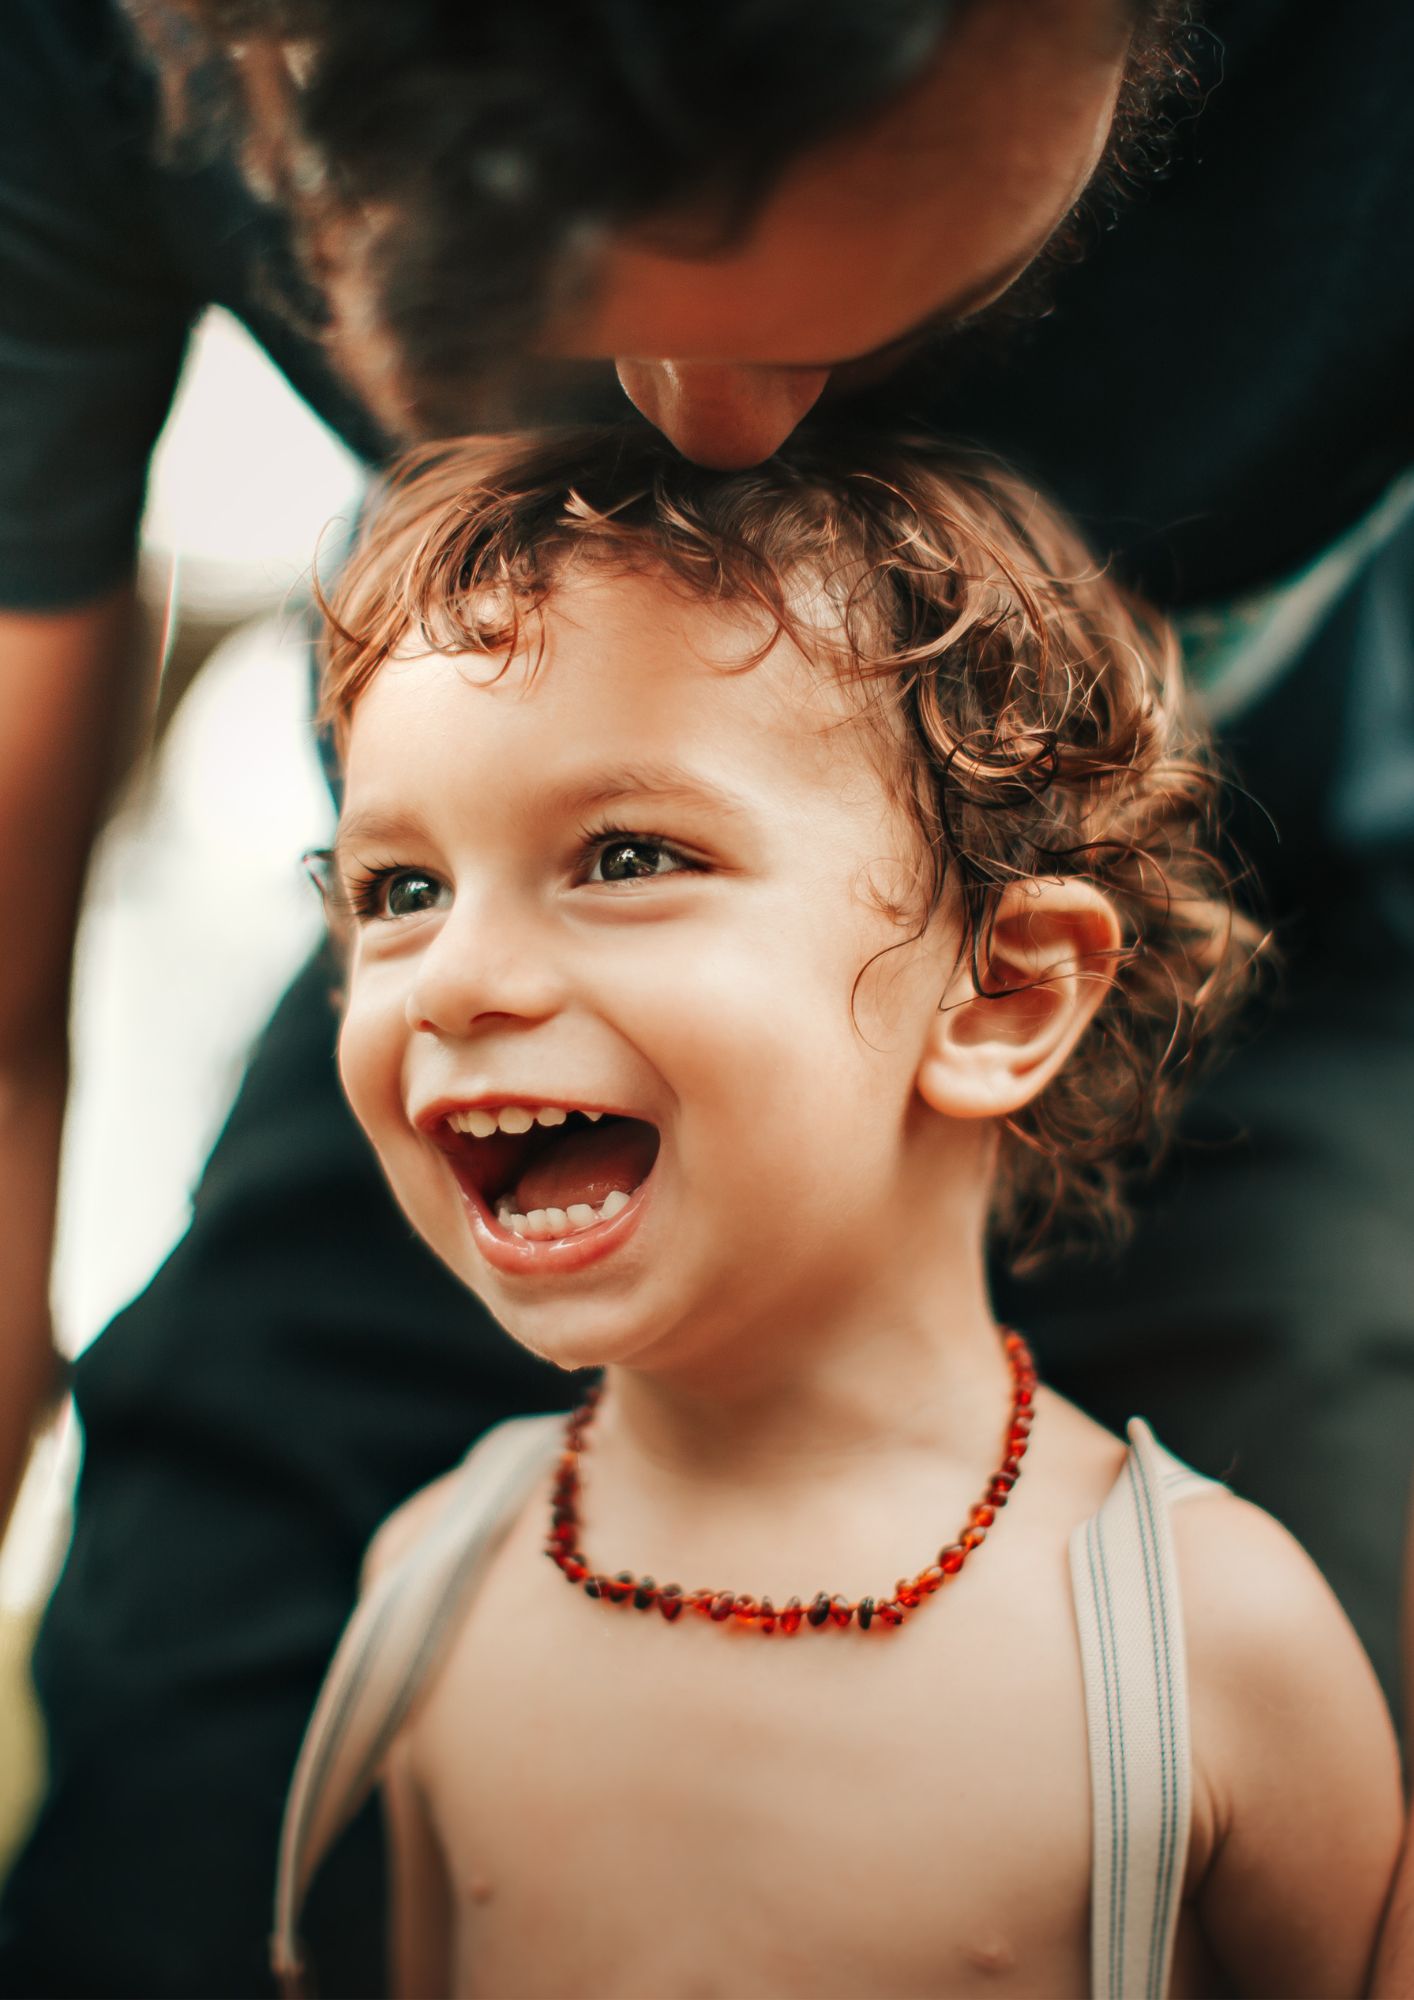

{"left": 372, "top": 561, "right": 885, "bottom": 754}
{"left": 341, "top": 563, "right": 915, "bottom": 859}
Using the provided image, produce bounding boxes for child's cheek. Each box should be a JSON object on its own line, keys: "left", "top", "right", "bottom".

{"left": 337, "top": 971, "right": 405, "bottom": 1151}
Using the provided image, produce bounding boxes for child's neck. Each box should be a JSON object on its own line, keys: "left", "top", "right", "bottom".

{"left": 599, "top": 1232, "right": 1009, "bottom": 1493}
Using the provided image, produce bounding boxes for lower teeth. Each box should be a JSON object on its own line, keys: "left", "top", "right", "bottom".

{"left": 497, "top": 1188, "right": 631, "bottom": 1239}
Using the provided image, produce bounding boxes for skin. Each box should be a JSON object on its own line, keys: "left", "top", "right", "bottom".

{"left": 334, "top": 567, "right": 1401, "bottom": 1997}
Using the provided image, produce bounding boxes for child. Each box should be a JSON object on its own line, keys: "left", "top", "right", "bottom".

{"left": 273, "top": 429, "right": 1401, "bottom": 1998}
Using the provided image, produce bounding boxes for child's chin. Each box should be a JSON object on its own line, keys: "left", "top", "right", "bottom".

{"left": 488, "top": 1298, "right": 668, "bottom": 1379}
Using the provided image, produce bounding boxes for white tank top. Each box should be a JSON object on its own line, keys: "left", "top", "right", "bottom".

{"left": 272, "top": 1412, "right": 1217, "bottom": 1999}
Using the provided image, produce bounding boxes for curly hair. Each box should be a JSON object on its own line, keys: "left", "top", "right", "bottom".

{"left": 129, "top": 0, "right": 1194, "bottom": 436}
{"left": 317, "top": 425, "right": 1261, "bottom": 1268}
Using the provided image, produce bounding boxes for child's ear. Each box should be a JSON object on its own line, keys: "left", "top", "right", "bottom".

{"left": 916, "top": 879, "right": 1123, "bottom": 1120}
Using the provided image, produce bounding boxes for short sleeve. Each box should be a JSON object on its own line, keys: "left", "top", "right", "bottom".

{"left": 0, "top": 0, "right": 196, "bottom": 609}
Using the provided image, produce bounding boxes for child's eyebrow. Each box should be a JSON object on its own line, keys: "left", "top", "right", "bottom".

{"left": 330, "top": 806, "right": 436, "bottom": 873}
{"left": 556, "top": 761, "right": 753, "bottom": 823}
{"left": 330, "top": 768, "right": 749, "bottom": 873}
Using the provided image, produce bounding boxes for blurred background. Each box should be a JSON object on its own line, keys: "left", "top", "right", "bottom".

{"left": 0, "top": 309, "right": 362, "bottom": 1871}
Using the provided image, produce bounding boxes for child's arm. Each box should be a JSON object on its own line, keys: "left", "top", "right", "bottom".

{"left": 360, "top": 1476, "right": 464, "bottom": 2000}
{"left": 1371, "top": 1493, "right": 1414, "bottom": 1999}
{"left": 1373, "top": 1825, "right": 1414, "bottom": 1999}
{"left": 1180, "top": 1495, "right": 1403, "bottom": 1997}
{"left": 384, "top": 1734, "right": 455, "bottom": 2000}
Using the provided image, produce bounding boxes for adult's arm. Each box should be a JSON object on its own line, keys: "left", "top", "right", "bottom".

{"left": 0, "top": 0, "right": 203, "bottom": 1530}
{"left": 0, "top": 588, "right": 140, "bottom": 1525}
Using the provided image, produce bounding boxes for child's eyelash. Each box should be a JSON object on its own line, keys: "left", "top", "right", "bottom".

{"left": 575, "top": 823, "right": 700, "bottom": 879}
{"left": 340, "top": 859, "right": 416, "bottom": 920}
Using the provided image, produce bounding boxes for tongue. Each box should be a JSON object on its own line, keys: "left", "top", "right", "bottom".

{"left": 511, "top": 1118, "right": 658, "bottom": 1213}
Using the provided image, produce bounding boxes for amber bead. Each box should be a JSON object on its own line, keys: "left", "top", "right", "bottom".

{"left": 876, "top": 1600, "right": 904, "bottom": 1627}
{"left": 562, "top": 1556, "right": 589, "bottom": 1583}
{"left": 894, "top": 1579, "right": 921, "bottom": 1609}
{"left": 710, "top": 1591, "right": 736, "bottom": 1621}
{"left": 733, "top": 1595, "right": 759, "bottom": 1625}
{"left": 633, "top": 1578, "right": 658, "bottom": 1611}
{"left": 1015, "top": 1387, "right": 1033, "bottom": 1408}
{"left": 758, "top": 1596, "right": 777, "bottom": 1634}
{"left": 584, "top": 1576, "right": 605, "bottom": 1598}
{"left": 917, "top": 1566, "right": 946, "bottom": 1594}
{"left": 970, "top": 1502, "right": 995, "bottom": 1526}
{"left": 658, "top": 1585, "right": 684, "bottom": 1622}
{"left": 606, "top": 1571, "right": 634, "bottom": 1605}
{"left": 551, "top": 1520, "right": 576, "bottom": 1549}
{"left": 806, "top": 1592, "right": 831, "bottom": 1628}
{"left": 1001, "top": 1456, "right": 1021, "bottom": 1478}
{"left": 960, "top": 1528, "right": 986, "bottom": 1552}
{"left": 991, "top": 1471, "right": 1016, "bottom": 1494}
{"left": 857, "top": 1596, "right": 875, "bottom": 1629}
{"left": 829, "top": 1594, "right": 854, "bottom": 1629}
{"left": 939, "top": 1544, "right": 967, "bottom": 1574}
{"left": 689, "top": 1589, "right": 716, "bottom": 1616}
{"left": 780, "top": 1597, "right": 804, "bottom": 1634}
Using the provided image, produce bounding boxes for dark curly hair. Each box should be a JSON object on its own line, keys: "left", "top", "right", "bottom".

{"left": 130, "top": 0, "right": 1193, "bottom": 436}
{"left": 317, "top": 424, "right": 1261, "bottom": 1267}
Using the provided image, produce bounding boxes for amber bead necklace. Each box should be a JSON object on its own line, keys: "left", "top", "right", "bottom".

{"left": 545, "top": 1329, "right": 1036, "bottom": 1635}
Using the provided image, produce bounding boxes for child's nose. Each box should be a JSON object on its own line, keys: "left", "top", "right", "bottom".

{"left": 405, "top": 902, "right": 564, "bottom": 1037}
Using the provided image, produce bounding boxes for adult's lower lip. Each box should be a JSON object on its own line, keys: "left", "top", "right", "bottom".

{"left": 457, "top": 1169, "right": 653, "bottom": 1277}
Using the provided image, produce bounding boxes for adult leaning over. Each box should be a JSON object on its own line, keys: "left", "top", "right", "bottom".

{"left": 1, "top": 0, "right": 1410, "bottom": 1992}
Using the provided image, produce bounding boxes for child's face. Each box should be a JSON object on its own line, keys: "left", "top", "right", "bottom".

{"left": 335, "top": 564, "right": 974, "bottom": 1374}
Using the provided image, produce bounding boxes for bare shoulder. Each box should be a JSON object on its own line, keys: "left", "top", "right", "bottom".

{"left": 1027, "top": 1386, "right": 1131, "bottom": 1513}
{"left": 1169, "top": 1483, "right": 1390, "bottom": 1735}
{"left": 361, "top": 1465, "right": 469, "bottom": 1592}
{"left": 1170, "top": 1481, "right": 1397, "bottom": 1810}
{"left": 1169, "top": 1484, "right": 1402, "bottom": 1994}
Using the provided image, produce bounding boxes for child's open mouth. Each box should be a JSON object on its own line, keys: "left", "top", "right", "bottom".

{"left": 431, "top": 1102, "right": 661, "bottom": 1252}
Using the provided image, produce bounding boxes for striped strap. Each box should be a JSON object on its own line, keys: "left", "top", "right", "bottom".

{"left": 1070, "top": 1418, "right": 1217, "bottom": 2000}
{"left": 270, "top": 1415, "right": 561, "bottom": 1997}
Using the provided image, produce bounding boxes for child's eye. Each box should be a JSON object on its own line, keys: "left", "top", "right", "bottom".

{"left": 351, "top": 868, "right": 451, "bottom": 921}
{"left": 585, "top": 836, "right": 692, "bottom": 884}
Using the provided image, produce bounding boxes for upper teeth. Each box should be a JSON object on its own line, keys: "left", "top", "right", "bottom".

{"left": 445, "top": 1104, "right": 605, "bottom": 1139}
